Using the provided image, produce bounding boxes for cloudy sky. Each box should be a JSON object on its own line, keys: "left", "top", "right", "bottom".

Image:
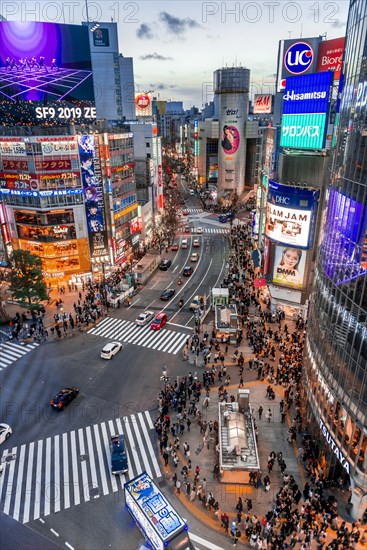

{"left": 3, "top": 0, "right": 349, "bottom": 108}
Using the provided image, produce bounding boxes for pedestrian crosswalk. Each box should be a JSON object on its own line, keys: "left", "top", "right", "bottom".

{"left": 88, "top": 317, "right": 188, "bottom": 355}
{"left": 203, "top": 228, "right": 230, "bottom": 234}
{"left": 0, "top": 411, "right": 161, "bottom": 524}
{"left": 0, "top": 341, "right": 39, "bottom": 371}
{"left": 185, "top": 208, "right": 203, "bottom": 213}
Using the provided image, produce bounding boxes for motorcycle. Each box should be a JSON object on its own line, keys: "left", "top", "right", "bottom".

{"left": 179, "top": 299, "right": 184, "bottom": 308}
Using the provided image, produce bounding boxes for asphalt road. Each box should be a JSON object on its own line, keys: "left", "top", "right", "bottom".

{"left": 0, "top": 186, "right": 231, "bottom": 550}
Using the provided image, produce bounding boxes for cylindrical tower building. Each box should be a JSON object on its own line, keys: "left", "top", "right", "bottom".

{"left": 303, "top": 0, "right": 367, "bottom": 519}
{"left": 214, "top": 67, "right": 250, "bottom": 199}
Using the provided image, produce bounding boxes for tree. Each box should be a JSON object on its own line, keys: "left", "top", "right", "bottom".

{"left": 10, "top": 250, "right": 48, "bottom": 308}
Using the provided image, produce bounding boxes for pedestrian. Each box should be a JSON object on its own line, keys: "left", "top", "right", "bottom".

{"left": 233, "top": 527, "right": 241, "bottom": 546}
{"left": 258, "top": 406, "right": 263, "bottom": 420}
{"left": 236, "top": 497, "right": 243, "bottom": 513}
{"left": 176, "top": 479, "right": 181, "bottom": 494}
{"left": 162, "top": 450, "right": 169, "bottom": 466}
{"left": 281, "top": 411, "right": 287, "bottom": 423}
{"left": 265, "top": 409, "right": 272, "bottom": 422}
{"left": 246, "top": 498, "right": 252, "bottom": 512}
{"left": 236, "top": 510, "right": 242, "bottom": 524}
{"left": 238, "top": 376, "right": 244, "bottom": 388}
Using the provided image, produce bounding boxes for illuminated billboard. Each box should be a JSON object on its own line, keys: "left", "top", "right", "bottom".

{"left": 276, "top": 36, "right": 321, "bottom": 92}
{"left": 0, "top": 21, "right": 96, "bottom": 126}
{"left": 283, "top": 72, "right": 333, "bottom": 115}
{"left": 280, "top": 113, "right": 328, "bottom": 150}
{"left": 254, "top": 94, "right": 272, "bottom": 114}
{"left": 135, "top": 93, "right": 152, "bottom": 117}
{"left": 78, "top": 135, "right": 108, "bottom": 259}
{"left": 316, "top": 37, "right": 345, "bottom": 81}
{"left": 272, "top": 245, "right": 306, "bottom": 289}
{"left": 92, "top": 28, "right": 110, "bottom": 47}
{"left": 266, "top": 181, "right": 319, "bottom": 248}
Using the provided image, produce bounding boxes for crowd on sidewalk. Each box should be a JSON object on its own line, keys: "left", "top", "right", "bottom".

{"left": 154, "top": 220, "right": 367, "bottom": 549}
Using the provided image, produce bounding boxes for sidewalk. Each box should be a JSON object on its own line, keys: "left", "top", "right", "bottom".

{"left": 154, "top": 325, "right": 361, "bottom": 548}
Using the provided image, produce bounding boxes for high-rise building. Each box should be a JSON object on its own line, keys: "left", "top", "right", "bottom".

{"left": 214, "top": 67, "right": 250, "bottom": 199}
{"left": 303, "top": 0, "right": 367, "bottom": 519}
{"left": 83, "top": 22, "right": 135, "bottom": 122}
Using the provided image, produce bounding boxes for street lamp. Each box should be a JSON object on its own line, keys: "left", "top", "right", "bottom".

{"left": 160, "top": 366, "right": 171, "bottom": 396}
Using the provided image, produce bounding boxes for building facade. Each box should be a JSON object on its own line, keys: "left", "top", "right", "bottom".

{"left": 303, "top": 0, "right": 367, "bottom": 519}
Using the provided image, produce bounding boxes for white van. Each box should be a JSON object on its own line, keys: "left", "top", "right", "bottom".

{"left": 181, "top": 239, "right": 188, "bottom": 249}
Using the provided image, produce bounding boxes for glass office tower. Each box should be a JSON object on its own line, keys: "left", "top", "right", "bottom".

{"left": 304, "top": 0, "right": 367, "bottom": 519}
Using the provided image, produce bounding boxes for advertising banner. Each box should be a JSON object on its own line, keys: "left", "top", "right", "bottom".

{"left": 34, "top": 159, "right": 72, "bottom": 171}
{"left": 208, "top": 156, "right": 218, "bottom": 182}
{"left": 283, "top": 72, "right": 333, "bottom": 115}
{"left": 0, "top": 21, "right": 96, "bottom": 126}
{"left": 277, "top": 36, "right": 322, "bottom": 92}
{"left": 0, "top": 141, "right": 26, "bottom": 156}
{"left": 0, "top": 172, "right": 39, "bottom": 190}
{"left": 266, "top": 181, "right": 319, "bottom": 248}
{"left": 272, "top": 245, "right": 306, "bottom": 289}
{"left": 254, "top": 94, "right": 272, "bottom": 114}
{"left": 316, "top": 37, "right": 345, "bottom": 81}
{"left": 78, "top": 135, "right": 109, "bottom": 259}
{"left": 2, "top": 159, "right": 28, "bottom": 171}
{"left": 135, "top": 93, "right": 152, "bottom": 117}
{"left": 280, "top": 112, "right": 327, "bottom": 150}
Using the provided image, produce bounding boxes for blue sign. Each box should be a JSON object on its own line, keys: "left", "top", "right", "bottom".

{"left": 0, "top": 188, "right": 83, "bottom": 197}
{"left": 284, "top": 41, "right": 315, "bottom": 75}
{"left": 283, "top": 72, "right": 333, "bottom": 115}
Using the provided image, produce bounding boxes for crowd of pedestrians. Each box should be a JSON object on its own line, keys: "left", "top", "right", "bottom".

{"left": 153, "top": 219, "right": 367, "bottom": 549}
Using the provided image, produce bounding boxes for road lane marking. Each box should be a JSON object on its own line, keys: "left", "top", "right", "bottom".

{"left": 44, "top": 437, "right": 51, "bottom": 516}
{"left": 34, "top": 440, "right": 43, "bottom": 520}
{"left": 23, "top": 441, "right": 34, "bottom": 523}
{"left": 70, "top": 431, "right": 80, "bottom": 507}
{"left": 13, "top": 444, "right": 26, "bottom": 521}
{"left": 62, "top": 433, "right": 70, "bottom": 510}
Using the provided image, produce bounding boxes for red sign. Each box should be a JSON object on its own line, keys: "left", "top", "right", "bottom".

{"left": 130, "top": 218, "right": 140, "bottom": 234}
{"left": 0, "top": 172, "right": 38, "bottom": 190}
{"left": 253, "top": 277, "right": 267, "bottom": 288}
{"left": 316, "top": 37, "right": 345, "bottom": 81}
{"left": 254, "top": 94, "right": 272, "bottom": 114}
{"left": 135, "top": 93, "right": 151, "bottom": 110}
{"left": 2, "top": 160, "right": 28, "bottom": 171}
{"left": 34, "top": 159, "right": 72, "bottom": 171}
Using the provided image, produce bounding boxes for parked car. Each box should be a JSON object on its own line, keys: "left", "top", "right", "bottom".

{"left": 160, "top": 288, "right": 175, "bottom": 301}
{"left": 50, "top": 387, "right": 79, "bottom": 410}
{"left": 192, "top": 239, "right": 200, "bottom": 247}
{"left": 183, "top": 266, "right": 193, "bottom": 277}
{"left": 101, "top": 342, "right": 123, "bottom": 359}
{"left": 190, "top": 252, "right": 199, "bottom": 262}
{"left": 159, "top": 259, "right": 172, "bottom": 270}
{"left": 135, "top": 310, "right": 155, "bottom": 326}
{"left": 0, "top": 423, "right": 12, "bottom": 445}
{"left": 151, "top": 313, "right": 168, "bottom": 330}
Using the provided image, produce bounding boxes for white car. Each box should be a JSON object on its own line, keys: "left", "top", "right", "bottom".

{"left": 196, "top": 227, "right": 203, "bottom": 234}
{"left": 0, "top": 423, "right": 12, "bottom": 445}
{"left": 193, "top": 239, "right": 200, "bottom": 247}
{"left": 135, "top": 310, "right": 155, "bottom": 326}
{"left": 101, "top": 342, "right": 123, "bottom": 360}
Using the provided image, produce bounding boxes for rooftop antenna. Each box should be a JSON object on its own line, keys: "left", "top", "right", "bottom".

{"left": 300, "top": 23, "right": 303, "bottom": 38}
{"left": 288, "top": 31, "right": 292, "bottom": 39}
{"left": 85, "top": 0, "right": 90, "bottom": 23}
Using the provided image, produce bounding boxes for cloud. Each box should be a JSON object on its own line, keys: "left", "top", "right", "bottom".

{"left": 140, "top": 53, "right": 173, "bottom": 61}
{"left": 136, "top": 23, "right": 155, "bottom": 39}
{"left": 148, "top": 83, "right": 177, "bottom": 90}
{"left": 330, "top": 19, "right": 347, "bottom": 28}
{"left": 159, "top": 12, "right": 201, "bottom": 35}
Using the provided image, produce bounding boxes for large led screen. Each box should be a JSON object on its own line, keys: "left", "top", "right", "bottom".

{"left": 272, "top": 245, "right": 306, "bottom": 289}
{"left": 283, "top": 72, "right": 333, "bottom": 115}
{"left": 0, "top": 21, "right": 96, "bottom": 126}
{"left": 266, "top": 181, "right": 319, "bottom": 249}
{"left": 322, "top": 188, "right": 367, "bottom": 285}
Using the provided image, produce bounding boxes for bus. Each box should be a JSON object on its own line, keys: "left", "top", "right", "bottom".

{"left": 124, "top": 472, "right": 194, "bottom": 550}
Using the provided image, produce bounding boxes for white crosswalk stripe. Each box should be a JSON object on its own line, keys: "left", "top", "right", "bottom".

{"left": 185, "top": 208, "right": 203, "bottom": 213}
{"left": 0, "top": 411, "right": 160, "bottom": 524}
{"left": 0, "top": 341, "right": 39, "bottom": 370}
{"left": 203, "top": 228, "right": 230, "bottom": 234}
{"left": 88, "top": 317, "right": 188, "bottom": 355}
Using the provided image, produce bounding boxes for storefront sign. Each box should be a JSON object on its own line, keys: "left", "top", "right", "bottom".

{"left": 34, "top": 159, "right": 72, "bottom": 171}
{"left": 2, "top": 159, "right": 28, "bottom": 171}
{"left": 319, "top": 419, "right": 350, "bottom": 474}
{"left": 254, "top": 94, "right": 272, "bottom": 114}
{"left": 0, "top": 141, "right": 26, "bottom": 156}
{"left": 41, "top": 141, "right": 78, "bottom": 155}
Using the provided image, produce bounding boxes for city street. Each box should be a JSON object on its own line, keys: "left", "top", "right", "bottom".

{"left": 0, "top": 190, "right": 232, "bottom": 549}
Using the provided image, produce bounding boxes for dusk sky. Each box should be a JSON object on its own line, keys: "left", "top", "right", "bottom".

{"left": 3, "top": 1, "right": 349, "bottom": 108}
